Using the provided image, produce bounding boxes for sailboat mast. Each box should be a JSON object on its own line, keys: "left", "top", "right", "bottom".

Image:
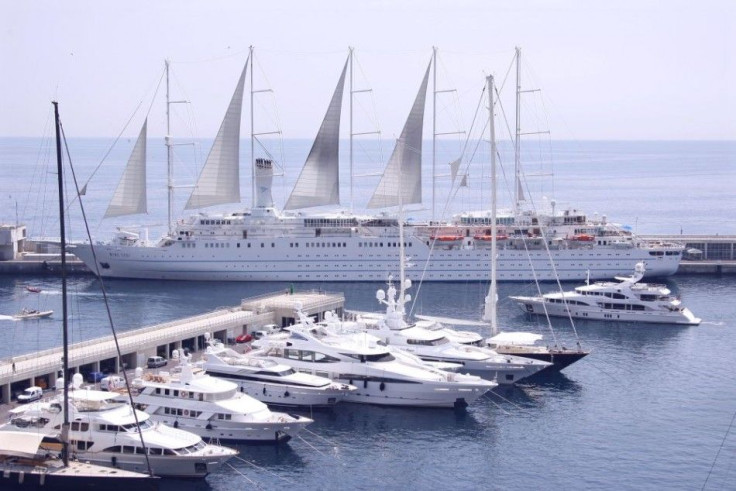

{"left": 165, "top": 60, "right": 174, "bottom": 236}
{"left": 397, "top": 138, "right": 406, "bottom": 315}
{"left": 52, "top": 101, "right": 70, "bottom": 467}
{"left": 489, "top": 75, "right": 498, "bottom": 334}
{"left": 431, "top": 46, "right": 437, "bottom": 222}
{"left": 514, "top": 47, "right": 521, "bottom": 215}
{"left": 349, "top": 47, "right": 354, "bottom": 213}
{"left": 249, "top": 46, "right": 255, "bottom": 209}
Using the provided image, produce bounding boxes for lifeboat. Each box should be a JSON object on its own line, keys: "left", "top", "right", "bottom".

{"left": 473, "top": 234, "right": 509, "bottom": 247}
{"left": 572, "top": 234, "right": 595, "bottom": 242}
{"left": 430, "top": 234, "right": 464, "bottom": 247}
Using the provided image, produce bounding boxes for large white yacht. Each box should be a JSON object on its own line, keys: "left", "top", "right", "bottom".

{"left": 510, "top": 262, "right": 701, "bottom": 325}
{"left": 69, "top": 50, "right": 683, "bottom": 284}
{"left": 249, "top": 315, "right": 496, "bottom": 409}
{"left": 202, "top": 339, "right": 356, "bottom": 409}
{"left": 124, "top": 354, "right": 313, "bottom": 443}
{"left": 349, "top": 279, "right": 551, "bottom": 384}
{"left": 2, "top": 378, "right": 237, "bottom": 478}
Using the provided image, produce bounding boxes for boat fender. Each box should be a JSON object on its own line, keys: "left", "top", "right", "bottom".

{"left": 379, "top": 382, "right": 385, "bottom": 391}
{"left": 111, "top": 456, "right": 117, "bottom": 467}
{"left": 363, "top": 379, "right": 368, "bottom": 389}
{"left": 284, "top": 390, "right": 290, "bottom": 398}
{"left": 206, "top": 423, "right": 213, "bottom": 430}
{"left": 263, "top": 386, "right": 267, "bottom": 395}
{"left": 173, "top": 420, "right": 178, "bottom": 429}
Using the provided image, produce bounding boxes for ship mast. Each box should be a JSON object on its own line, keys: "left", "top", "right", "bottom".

{"left": 482, "top": 76, "right": 498, "bottom": 333}
{"left": 52, "top": 101, "right": 70, "bottom": 467}
{"left": 249, "top": 46, "right": 255, "bottom": 208}
{"left": 164, "top": 60, "right": 190, "bottom": 235}
{"left": 514, "top": 48, "right": 521, "bottom": 215}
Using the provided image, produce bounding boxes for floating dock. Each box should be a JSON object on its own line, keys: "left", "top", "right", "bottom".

{"left": 0, "top": 290, "right": 345, "bottom": 404}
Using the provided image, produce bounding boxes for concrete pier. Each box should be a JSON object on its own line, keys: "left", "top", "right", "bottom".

{"left": 0, "top": 289, "right": 345, "bottom": 404}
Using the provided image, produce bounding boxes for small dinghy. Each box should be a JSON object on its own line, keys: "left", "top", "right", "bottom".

{"left": 13, "top": 307, "right": 53, "bottom": 320}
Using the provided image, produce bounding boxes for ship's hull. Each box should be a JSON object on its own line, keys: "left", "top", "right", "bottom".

{"left": 146, "top": 414, "right": 310, "bottom": 444}
{"left": 0, "top": 462, "right": 157, "bottom": 490}
{"left": 71, "top": 237, "right": 681, "bottom": 282}
{"left": 208, "top": 376, "right": 350, "bottom": 408}
{"left": 515, "top": 298, "right": 701, "bottom": 325}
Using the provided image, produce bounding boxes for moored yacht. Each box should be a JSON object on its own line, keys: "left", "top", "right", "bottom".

{"left": 2, "top": 377, "right": 237, "bottom": 478}
{"left": 203, "top": 338, "right": 356, "bottom": 409}
{"left": 350, "top": 279, "right": 551, "bottom": 384}
{"left": 0, "top": 431, "right": 158, "bottom": 490}
{"left": 510, "top": 262, "right": 701, "bottom": 325}
{"left": 125, "top": 352, "right": 313, "bottom": 443}
{"left": 250, "top": 312, "right": 496, "bottom": 409}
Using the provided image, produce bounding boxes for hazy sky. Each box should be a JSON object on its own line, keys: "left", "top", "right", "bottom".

{"left": 1, "top": 0, "right": 734, "bottom": 140}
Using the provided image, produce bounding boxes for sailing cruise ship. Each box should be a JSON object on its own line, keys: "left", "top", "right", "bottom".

{"left": 70, "top": 49, "right": 683, "bottom": 283}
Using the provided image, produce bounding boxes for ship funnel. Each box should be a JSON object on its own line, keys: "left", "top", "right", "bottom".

{"left": 255, "top": 158, "right": 274, "bottom": 208}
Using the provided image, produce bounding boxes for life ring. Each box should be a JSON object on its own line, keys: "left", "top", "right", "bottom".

{"left": 183, "top": 409, "right": 190, "bottom": 417}
{"left": 180, "top": 391, "right": 189, "bottom": 399}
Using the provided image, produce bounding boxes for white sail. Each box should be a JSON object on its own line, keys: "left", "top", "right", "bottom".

{"left": 367, "top": 60, "right": 431, "bottom": 209}
{"left": 185, "top": 62, "right": 248, "bottom": 210}
{"left": 104, "top": 120, "right": 147, "bottom": 218}
{"left": 284, "top": 58, "right": 348, "bottom": 210}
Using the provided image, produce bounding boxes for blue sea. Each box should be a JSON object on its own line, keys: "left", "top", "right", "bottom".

{"left": 0, "top": 137, "right": 735, "bottom": 489}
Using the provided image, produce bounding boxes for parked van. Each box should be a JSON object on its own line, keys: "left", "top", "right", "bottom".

{"left": 100, "top": 375, "right": 125, "bottom": 391}
{"left": 17, "top": 386, "right": 43, "bottom": 403}
{"left": 146, "top": 356, "right": 167, "bottom": 368}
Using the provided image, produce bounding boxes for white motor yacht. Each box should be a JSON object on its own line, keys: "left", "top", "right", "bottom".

{"left": 510, "top": 262, "right": 701, "bottom": 325}
{"left": 2, "top": 376, "right": 237, "bottom": 478}
{"left": 126, "top": 353, "right": 313, "bottom": 443}
{"left": 350, "top": 280, "right": 551, "bottom": 384}
{"left": 203, "top": 339, "right": 356, "bottom": 408}
{"left": 250, "top": 317, "right": 496, "bottom": 409}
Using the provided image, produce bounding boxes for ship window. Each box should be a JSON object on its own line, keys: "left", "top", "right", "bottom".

{"left": 248, "top": 243, "right": 251, "bottom": 248}
{"left": 237, "top": 243, "right": 240, "bottom": 248}
{"left": 261, "top": 243, "right": 264, "bottom": 248}
{"left": 272, "top": 243, "right": 275, "bottom": 247}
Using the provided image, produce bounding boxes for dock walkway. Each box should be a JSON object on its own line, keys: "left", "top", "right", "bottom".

{"left": 0, "top": 290, "right": 344, "bottom": 404}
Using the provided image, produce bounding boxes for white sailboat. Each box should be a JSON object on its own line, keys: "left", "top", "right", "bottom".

{"left": 0, "top": 103, "right": 158, "bottom": 490}
{"left": 481, "top": 71, "right": 589, "bottom": 370}
{"left": 70, "top": 49, "right": 683, "bottom": 282}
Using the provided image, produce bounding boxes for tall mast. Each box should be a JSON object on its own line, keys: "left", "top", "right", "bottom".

{"left": 514, "top": 47, "right": 521, "bottom": 215}
{"left": 397, "top": 138, "right": 406, "bottom": 315}
{"left": 165, "top": 60, "right": 173, "bottom": 235}
{"left": 349, "top": 47, "right": 354, "bottom": 212}
{"left": 52, "top": 101, "right": 70, "bottom": 467}
{"left": 164, "top": 60, "right": 189, "bottom": 234}
{"left": 482, "top": 76, "right": 498, "bottom": 332}
{"left": 249, "top": 46, "right": 255, "bottom": 208}
{"left": 489, "top": 74, "right": 498, "bottom": 335}
{"left": 431, "top": 46, "right": 437, "bottom": 222}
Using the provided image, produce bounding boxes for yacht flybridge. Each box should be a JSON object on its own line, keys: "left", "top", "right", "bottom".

{"left": 510, "top": 262, "right": 701, "bottom": 325}
{"left": 70, "top": 48, "right": 683, "bottom": 283}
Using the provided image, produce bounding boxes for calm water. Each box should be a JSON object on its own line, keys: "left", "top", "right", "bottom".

{"left": 0, "top": 138, "right": 735, "bottom": 489}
